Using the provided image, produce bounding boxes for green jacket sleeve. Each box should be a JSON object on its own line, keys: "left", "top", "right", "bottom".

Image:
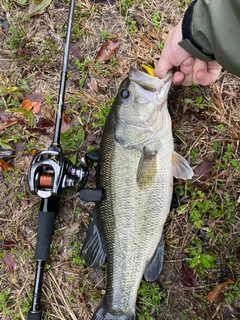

{"left": 178, "top": 0, "right": 240, "bottom": 76}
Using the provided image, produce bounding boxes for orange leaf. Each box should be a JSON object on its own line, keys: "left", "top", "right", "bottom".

{"left": 95, "top": 39, "right": 121, "bottom": 63}
{"left": 21, "top": 99, "right": 41, "bottom": 114}
{"left": 23, "top": 150, "right": 37, "bottom": 155}
{"left": 206, "top": 279, "right": 235, "bottom": 303}
{"left": 0, "top": 159, "right": 13, "bottom": 171}
{"left": 61, "top": 112, "right": 71, "bottom": 133}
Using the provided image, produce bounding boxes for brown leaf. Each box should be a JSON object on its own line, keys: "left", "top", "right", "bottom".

{"left": 194, "top": 161, "right": 214, "bottom": 181}
{"left": 36, "top": 118, "right": 54, "bottom": 128}
{"left": 95, "top": 39, "right": 121, "bottom": 63}
{"left": 0, "top": 159, "right": 13, "bottom": 171}
{"left": 70, "top": 43, "right": 84, "bottom": 60}
{"left": 3, "top": 252, "right": 15, "bottom": 272}
{"left": 179, "top": 262, "right": 195, "bottom": 287}
{"left": 60, "top": 112, "right": 71, "bottom": 133}
{"left": 25, "top": 92, "right": 45, "bottom": 103}
{"left": 0, "top": 109, "right": 12, "bottom": 121}
{"left": 88, "top": 269, "right": 105, "bottom": 288}
{"left": 0, "top": 118, "right": 18, "bottom": 130}
{"left": 206, "top": 279, "right": 235, "bottom": 303}
{"left": 15, "top": 142, "right": 27, "bottom": 154}
{"left": 184, "top": 109, "right": 207, "bottom": 120}
{"left": 88, "top": 78, "right": 100, "bottom": 94}
{"left": 0, "top": 239, "right": 16, "bottom": 251}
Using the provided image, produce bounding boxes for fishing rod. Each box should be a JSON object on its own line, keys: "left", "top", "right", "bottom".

{"left": 27, "top": 0, "right": 102, "bottom": 318}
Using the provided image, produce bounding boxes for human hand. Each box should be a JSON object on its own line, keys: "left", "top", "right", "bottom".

{"left": 154, "top": 20, "right": 222, "bottom": 86}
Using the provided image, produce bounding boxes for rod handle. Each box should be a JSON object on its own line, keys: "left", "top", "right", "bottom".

{"left": 35, "top": 211, "right": 56, "bottom": 261}
{"left": 27, "top": 310, "right": 42, "bottom": 320}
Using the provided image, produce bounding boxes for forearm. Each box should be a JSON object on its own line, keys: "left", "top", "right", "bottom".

{"left": 179, "top": 0, "right": 240, "bottom": 76}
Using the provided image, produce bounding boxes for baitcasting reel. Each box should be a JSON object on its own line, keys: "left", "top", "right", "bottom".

{"left": 28, "top": 147, "right": 87, "bottom": 198}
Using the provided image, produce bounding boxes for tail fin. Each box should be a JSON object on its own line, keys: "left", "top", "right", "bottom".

{"left": 91, "top": 303, "right": 135, "bottom": 320}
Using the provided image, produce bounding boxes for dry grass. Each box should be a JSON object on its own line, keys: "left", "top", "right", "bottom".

{"left": 0, "top": 0, "right": 240, "bottom": 319}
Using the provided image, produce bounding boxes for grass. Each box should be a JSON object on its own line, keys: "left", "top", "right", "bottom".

{"left": 137, "top": 281, "right": 164, "bottom": 319}
{"left": 0, "top": 0, "right": 240, "bottom": 319}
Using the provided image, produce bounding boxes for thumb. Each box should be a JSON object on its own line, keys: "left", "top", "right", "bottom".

{"left": 154, "top": 53, "right": 174, "bottom": 79}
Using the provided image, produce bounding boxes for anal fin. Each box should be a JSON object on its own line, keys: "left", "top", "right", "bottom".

{"left": 144, "top": 234, "right": 164, "bottom": 282}
{"left": 80, "top": 208, "right": 106, "bottom": 268}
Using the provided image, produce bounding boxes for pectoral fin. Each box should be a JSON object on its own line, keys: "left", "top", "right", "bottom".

{"left": 137, "top": 147, "right": 157, "bottom": 189}
{"left": 144, "top": 234, "right": 164, "bottom": 282}
{"left": 80, "top": 208, "right": 106, "bottom": 268}
{"left": 172, "top": 151, "right": 193, "bottom": 180}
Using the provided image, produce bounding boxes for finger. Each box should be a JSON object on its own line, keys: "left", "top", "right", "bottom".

{"left": 154, "top": 51, "right": 174, "bottom": 79}
{"left": 180, "top": 57, "right": 195, "bottom": 75}
{"left": 172, "top": 71, "right": 185, "bottom": 85}
{"left": 181, "top": 73, "right": 194, "bottom": 86}
{"left": 192, "top": 59, "right": 208, "bottom": 84}
{"left": 195, "top": 62, "right": 222, "bottom": 85}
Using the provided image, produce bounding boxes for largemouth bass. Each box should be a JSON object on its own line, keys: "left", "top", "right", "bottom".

{"left": 81, "top": 67, "right": 193, "bottom": 320}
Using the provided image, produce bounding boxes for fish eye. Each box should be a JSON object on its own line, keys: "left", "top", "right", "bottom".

{"left": 120, "top": 89, "right": 130, "bottom": 99}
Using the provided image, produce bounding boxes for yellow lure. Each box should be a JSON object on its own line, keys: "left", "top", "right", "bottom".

{"left": 142, "top": 65, "right": 156, "bottom": 77}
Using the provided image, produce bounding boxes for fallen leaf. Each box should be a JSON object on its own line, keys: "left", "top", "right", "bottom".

{"left": 15, "top": 142, "right": 27, "bottom": 155}
{"left": 21, "top": 92, "right": 45, "bottom": 114}
{"left": 88, "top": 269, "right": 105, "bottom": 288}
{"left": 61, "top": 112, "right": 71, "bottom": 133}
{"left": 0, "top": 159, "right": 13, "bottom": 171}
{"left": 206, "top": 279, "right": 235, "bottom": 303}
{"left": 70, "top": 43, "right": 84, "bottom": 60}
{"left": 194, "top": 161, "right": 214, "bottom": 181}
{"left": 21, "top": 99, "right": 41, "bottom": 114}
{"left": 96, "top": 39, "right": 121, "bottom": 63}
{"left": 25, "top": 92, "right": 45, "bottom": 103}
{"left": 0, "top": 110, "right": 12, "bottom": 121}
{"left": 179, "top": 262, "right": 195, "bottom": 287}
{"left": 23, "top": 150, "right": 37, "bottom": 155}
{"left": 184, "top": 109, "right": 207, "bottom": 120}
{"left": 0, "top": 239, "right": 16, "bottom": 251}
{"left": 0, "top": 118, "right": 18, "bottom": 130}
{"left": 36, "top": 118, "right": 54, "bottom": 128}
{"left": 88, "top": 78, "right": 100, "bottom": 94}
{"left": 29, "top": 127, "right": 51, "bottom": 135}
{"left": 3, "top": 252, "right": 15, "bottom": 272}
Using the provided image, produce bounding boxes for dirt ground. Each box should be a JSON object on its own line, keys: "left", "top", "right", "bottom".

{"left": 0, "top": 0, "right": 240, "bottom": 319}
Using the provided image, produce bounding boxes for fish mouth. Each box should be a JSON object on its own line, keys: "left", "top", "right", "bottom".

{"left": 128, "top": 66, "right": 172, "bottom": 113}
{"left": 129, "top": 66, "right": 173, "bottom": 92}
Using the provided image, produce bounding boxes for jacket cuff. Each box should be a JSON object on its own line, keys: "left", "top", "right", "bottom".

{"left": 178, "top": 39, "right": 214, "bottom": 62}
